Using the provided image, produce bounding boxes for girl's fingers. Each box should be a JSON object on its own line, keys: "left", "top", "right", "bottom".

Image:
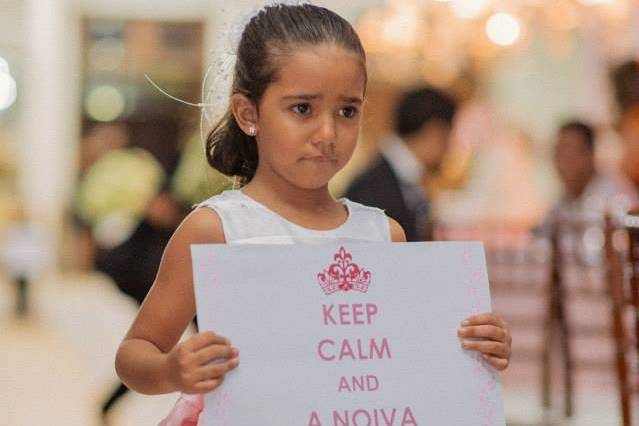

{"left": 458, "top": 313, "right": 512, "bottom": 372}
{"left": 483, "top": 354, "right": 509, "bottom": 371}
{"left": 188, "top": 331, "right": 231, "bottom": 351}
{"left": 458, "top": 325, "right": 507, "bottom": 342}
{"left": 461, "top": 313, "right": 506, "bottom": 329}
{"left": 461, "top": 340, "right": 510, "bottom": 358}
{"left": 194, "top": 345, "right": 238, "bottom": 365}
{"left": 195, "top": 378, "right": 224, "bottom": 393}
{"left": 195, "top": 358, "right": 239, "bottom": 381}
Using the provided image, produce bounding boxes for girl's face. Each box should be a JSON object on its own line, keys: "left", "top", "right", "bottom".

{"left": 254, "top": 43, "right": 366, "bottom": 189}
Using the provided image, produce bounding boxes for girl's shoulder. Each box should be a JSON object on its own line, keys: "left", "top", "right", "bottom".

{"left": 197, "top": 189, "right": 243, "bottom": 211}
{"left": 193, "top": 189, "right": 268, "bottom": 243}
{"left": 174, "top": 205, "right": 226, "bottom": 244}
{"left": 341, "top": 198, "right": 386, "bottom": 216}
{"left": 340, "top": 198, "right": 406, "bottom": 242}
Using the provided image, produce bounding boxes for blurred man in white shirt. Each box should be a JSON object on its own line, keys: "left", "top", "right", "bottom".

{"left": 542, "top": 120, "right": 637, "bottom": 233}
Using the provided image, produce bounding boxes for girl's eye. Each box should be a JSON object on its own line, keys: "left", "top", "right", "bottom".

{"left": 339, "top": 107, "right": 358, "bottom": 119}
{"left": 291, "top": 103, "right": 312, "bottom": 115}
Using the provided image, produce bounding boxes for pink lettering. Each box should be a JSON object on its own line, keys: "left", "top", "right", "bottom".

{"left": 318, "top": 339, "right": 335, "bottom": 361}
{"left": 370, "top": 338, "right": 392, "bottom": 360}
{"left": 352, "top": 376, "right": 364, "bottom": 392}
{"left": 336, "top": 376, "right": 380, "bottom": 393}
{"left": 308, "top": 411, "right": 322, "bottom": 426}
{"left": 381, "top": 409, "right": 397, "bottom": 425}
{"left": 401, "top": 407, "right": 417, "bottom": 425}
{"left": 356, "top": 339, "right": 369, "bottom": 360}
{"left": 367, "top": 375, "right": 380, "bottom": 391}
{"left": 333, "top": 410, "right": 349, "bottom": 426}
{"left": 366, "top": 304, "right": 378, "bottom": 324}
{"left": 340, "top": 339, "right": 355, "bottom": 360}
{"left": 339, "top": 304, "right": 351, "bottom": 325}
{"left": 352, "top": 304, "right": 364, "bottom": 325}
{"left": 337, "top": 376, "right": 350, "bottom": 392}
{"left": 325, "top": 408, "right": 416, "bottom": 425}
{"left": 353, "top": 409, "right": 371, "bottom": 426}
{"left": 321, "top": 304, "right": 379, "bottom": 326}
{"left": 323, "top": 305, "right": 337, "bottom": 325}
{"left": 318, "top": 339, "right": 392, "bottom": 361}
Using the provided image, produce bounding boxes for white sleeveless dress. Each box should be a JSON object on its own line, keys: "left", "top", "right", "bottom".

{"left": 158, "top": 189, "right": 391, "bottom": 426}
{"left": 198, "top": 189, "right": 391, "bottom": 244}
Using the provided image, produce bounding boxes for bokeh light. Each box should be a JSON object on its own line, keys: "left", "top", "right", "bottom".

{"left": 486, "top": 12, "right": 521, "bottom": 46}
{"left": 578, "top": 0, "right": 613, "bottom": 5}
{"left": 85, "top": 85, "right": 125, "bottom": 122}
{"left": 451, "top": 0, "right": 490, "bottom": 20}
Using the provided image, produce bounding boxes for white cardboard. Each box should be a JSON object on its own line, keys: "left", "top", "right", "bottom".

{"left": 192, "top": 242, "right": 505, "bottom": 426}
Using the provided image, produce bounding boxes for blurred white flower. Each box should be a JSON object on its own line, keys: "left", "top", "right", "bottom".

{"left": 75, "top": 147, "right": 165, "bottom": 227}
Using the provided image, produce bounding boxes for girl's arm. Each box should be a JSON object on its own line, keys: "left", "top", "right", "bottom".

{"left": 389, "top": 217, "right": 407, "bottom": 242}
{"left": 115, "top": 208, "right": 238, "bottom": 395}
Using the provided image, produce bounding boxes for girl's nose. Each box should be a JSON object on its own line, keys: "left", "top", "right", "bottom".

{"left": 312, "top": 114, "right": 337, "bottom": 147}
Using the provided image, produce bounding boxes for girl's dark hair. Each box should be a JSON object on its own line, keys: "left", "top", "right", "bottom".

{"left": 206, "top": 3, "right": 366, "bottom": 184}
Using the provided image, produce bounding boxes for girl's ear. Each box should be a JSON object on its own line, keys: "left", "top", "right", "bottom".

{"left": 231, "top": 94, "right": 259, "bottom": 136}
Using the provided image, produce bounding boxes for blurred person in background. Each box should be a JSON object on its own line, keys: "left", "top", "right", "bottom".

{"left": 79, "top": 123, "right": 130, "bottom": 173}
{"left": 69, "top": 123, "right": 131, "bottom": 272}
{"left": 72, "top": 119, "right": 190, "bottom": 424}
{"left": 345, "top": 86, "right": 456, "bottom": 241}
{"left": 619, "top": 105, "right": 639, "bottom": 194}
{"left": 540, "top": 120, "right": 637, "bottom": 231}
{"left": 611, "top": 60, "right": 639, "bottom": 199}
{"left": 0, "top": 205, "right": 52, "bottom": 318}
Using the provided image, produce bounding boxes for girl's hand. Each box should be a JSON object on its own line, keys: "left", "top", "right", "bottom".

{"left": 458, "top": 312, "right": 512, "bottom": 371}
{"left": 165, "top": 331, "right": 239, "bottom": 394}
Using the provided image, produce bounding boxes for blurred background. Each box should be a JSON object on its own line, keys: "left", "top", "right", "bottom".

{"left": 1, "top": 0, "right": 639, "bottom": 424}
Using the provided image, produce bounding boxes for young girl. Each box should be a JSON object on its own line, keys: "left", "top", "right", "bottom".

{"left": 115, "top": 4, "right": 512, "bottom": 424}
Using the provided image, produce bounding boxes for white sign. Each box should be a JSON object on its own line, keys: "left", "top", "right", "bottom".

{"left": 192, "top": 242, "right": 504, "bottom": 425}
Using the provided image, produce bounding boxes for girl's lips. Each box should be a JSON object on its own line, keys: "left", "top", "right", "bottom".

{"left": 302, "top": 155, "right": 337, "bottom": 162}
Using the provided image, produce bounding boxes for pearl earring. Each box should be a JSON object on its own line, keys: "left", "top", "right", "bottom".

{"left": 248, "top": 126, "right": 256, "bottom": 136}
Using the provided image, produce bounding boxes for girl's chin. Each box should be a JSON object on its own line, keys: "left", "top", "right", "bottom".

{"left": 289, "top": 174, "right": 336, "bottom": 190}
{"left": 282, "top": 166, "right": 343, "bottom": 190}
{"left": 294, "top": 179, "right": 334, "bottom": 190}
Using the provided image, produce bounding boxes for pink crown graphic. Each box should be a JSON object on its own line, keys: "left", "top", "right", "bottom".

{"left": 317, "top": 246, "right": 371, "bottom": 295}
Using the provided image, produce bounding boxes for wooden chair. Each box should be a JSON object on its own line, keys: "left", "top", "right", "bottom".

{"left": 543, "top": 215, "right": 623, "bottom": 422}
{"left": 606, "top": 211, "right": 639, "bottom": 426}
{"left": 624, "top": 212, "right": 639, "bottom": 371}
{"left": 541, "top": 217, "right": 574, "bottom": 419}
{"left": 604, "top": 215, "right": 632, "bottom": 426}
{"left": 437, "top": 219, "right": 629, "bottom": 422}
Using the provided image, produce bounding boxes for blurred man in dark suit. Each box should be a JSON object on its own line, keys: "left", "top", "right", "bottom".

{"left": 345, "top": 86, "right": 456, "bottom": 241}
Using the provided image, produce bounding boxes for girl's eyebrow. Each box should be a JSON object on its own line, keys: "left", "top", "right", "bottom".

{"left": 282, "top": 94, "right": 363, "bottom": 103}
{"left": 283, "top": 94, "right": 321, "bottom": 101}
{"left": 340, "top": 96, "right": 363, "bottom": 104}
